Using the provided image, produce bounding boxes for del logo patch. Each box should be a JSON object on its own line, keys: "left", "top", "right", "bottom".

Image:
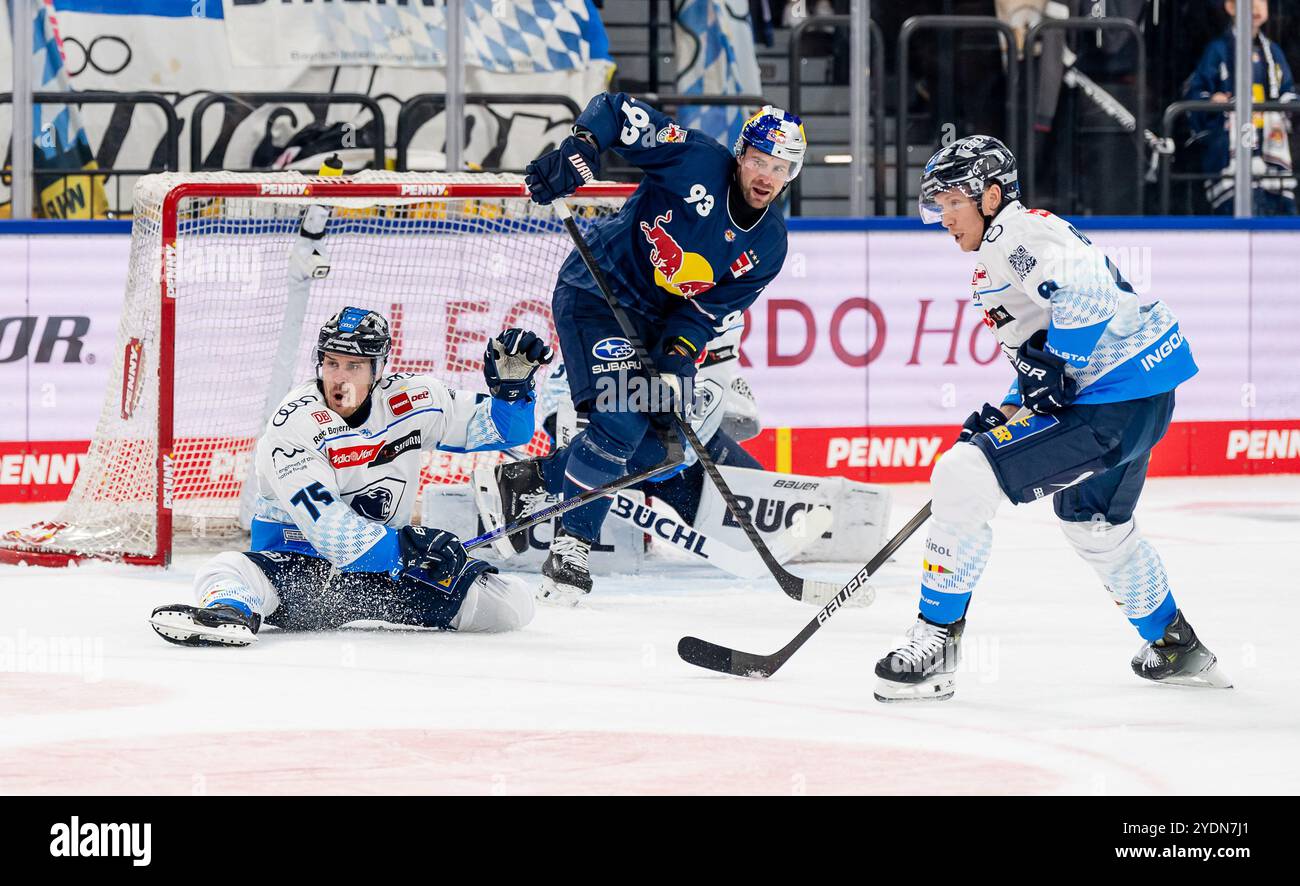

{"left": 387, "top": 386, "right": 430, "bottom": 417}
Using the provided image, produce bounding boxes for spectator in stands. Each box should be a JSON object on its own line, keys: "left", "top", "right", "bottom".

{"left": 1184, "top": 0, "right": 1298, "bottom": 214}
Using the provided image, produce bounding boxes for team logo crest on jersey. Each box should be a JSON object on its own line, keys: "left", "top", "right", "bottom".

{"left": 640, "top": 210, "right": 716, "bottom": 298}
{"left": 656, "top": 123, "right": 687, "bottom": 144}
{"left": 348, "top": 478, "right": 407, "bottom": 521}
{"left": 724, "top": 228, "right": 736, "bottom": 242}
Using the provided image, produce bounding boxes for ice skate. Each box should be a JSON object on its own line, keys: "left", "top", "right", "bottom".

{"left": 1131, "top": 609, "right": 1232, "bottom": 688}
{"left": 539, "top": 528, "right": 593, "bottom": 602}
{"left": 874, "top": 614, "right": 965, "bottom": 702}
{"left": 150, "top": 603, "right": 261, "bottom": 647}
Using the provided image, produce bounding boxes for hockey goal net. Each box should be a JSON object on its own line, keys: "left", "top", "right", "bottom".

{"left": 0, "top": 171, "right": 632, "bottom": 567}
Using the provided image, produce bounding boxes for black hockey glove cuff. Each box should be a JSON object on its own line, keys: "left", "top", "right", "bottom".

{"left": 956, "top": 402, "right": 1009, "bottom": 444}
{"left": 1015, "top": 330, "right": 1077, "bottom": 416}
{"left": 395, "top": 526, "right": 468, "bottom": 590}
{"left": 654, "top": 336, "right": 700, "bottom": 421}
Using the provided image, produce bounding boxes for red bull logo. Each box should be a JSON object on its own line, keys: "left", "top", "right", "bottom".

{"left": 639, "top": 210, "right": 715, "bottom": 298}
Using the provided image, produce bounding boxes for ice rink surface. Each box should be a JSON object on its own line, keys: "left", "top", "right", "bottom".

{"left": 1, "top": 475, "right": 1296, "bottom": 795}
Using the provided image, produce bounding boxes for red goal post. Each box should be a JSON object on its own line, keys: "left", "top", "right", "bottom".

{"left": 0, "top": 171, "right": 634, "bottom": 568}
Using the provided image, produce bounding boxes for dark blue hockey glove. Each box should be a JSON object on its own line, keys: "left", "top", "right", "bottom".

{"left": 1014, "top": 329, "right": 1077, "bottom": 416}
{"left": 395, "top": 525, "right": 467, "bottom": 590}
{"left": 654, "top": 336, "right": 700, "bottom": 421}
{"left": 956, "top": 402, "right": 1009, "bottom": 444}
{"left": 484, "top": 328, "right": 553, "bottom": 403}
{"left": 524, "top": 133, "right": 600, "bottom": 205}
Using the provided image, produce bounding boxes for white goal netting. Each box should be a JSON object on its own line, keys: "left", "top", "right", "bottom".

{"left": 2, "top": 171, "right": 629, "bottom": 565}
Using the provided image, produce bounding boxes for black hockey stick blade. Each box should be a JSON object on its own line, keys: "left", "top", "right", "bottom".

{"left": 552, "top": 200, "right": 821, "bottom": 603}
{"left": 678, "top": 501, "right": 933, "bottom": 678}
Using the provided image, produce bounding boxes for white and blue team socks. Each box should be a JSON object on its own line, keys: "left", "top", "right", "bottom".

{"left": 1059, "top": 518, "right": 1177, "bottom": 640}
{"left": 198, "top": 580, "right": 262, "bottom": 622}
{"left": 1095, "top": 535, "right": 1178, "bottom": 640}
{"left": 916, "top": 521, "right": 992, "bottom": 624}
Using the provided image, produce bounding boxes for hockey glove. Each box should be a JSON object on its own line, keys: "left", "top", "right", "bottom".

{"left": 524, "top": 131, "right": 600, "bottom": 205}
{"left": 484, "top": 328, "right": 554, "bottom": 403}
{"left": 395, "top": 525, "right": 467, "bottom": 590}
{"left": 654, "top": 335, "right": 700, "bottom": 421}
{"left": 956, "top": 402, "right": 1009, "bottom": 444}
{"left": 1014, "top": 329, "right": 1077, "bottom": 416}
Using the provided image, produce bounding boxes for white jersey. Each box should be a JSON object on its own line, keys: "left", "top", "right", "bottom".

{"left": 251, "top": 373, "right": 534, "bottom": 573}
{"left": 972, "top": 201, "right": 1197, "bottom": 404}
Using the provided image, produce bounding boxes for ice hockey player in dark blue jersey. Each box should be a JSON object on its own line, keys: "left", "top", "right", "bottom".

{"left": 523, "top": 94, "right": 806, "bottom": 599}
{"left": 873, "top": 135, "right": 1231, "bottom": 703}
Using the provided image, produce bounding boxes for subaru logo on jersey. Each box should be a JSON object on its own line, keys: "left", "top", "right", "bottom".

{"left": 592, "top": 337, "right": 636, "bottom": 361}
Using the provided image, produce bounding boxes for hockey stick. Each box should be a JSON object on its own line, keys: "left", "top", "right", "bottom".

{"left": 677, "top": 501, "right": 932, "bottom": 678}
{"left": 461, "top": 435, "right": 684, "bottom": 552}
{"left": 552, "top": 200, "right": 840, "bottom": 604}
{"left": 678, "top": 408, "right": 1035, "bottom": 677}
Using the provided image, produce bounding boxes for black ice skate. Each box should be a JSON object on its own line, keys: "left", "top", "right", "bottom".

{"left": 472, "top": 458, "right": 555, "bottom": 558}
{"left": 540, "top": 528, "right": 594, "bottom": 601}
{"left": 1131, "top": 609, "right": 1232, "bottom": 688}
{"left": 874, "top": 614, "right": 965, "bottom": 703}
{"left": 149, "top": 603, "right": 261, "bottom": 647}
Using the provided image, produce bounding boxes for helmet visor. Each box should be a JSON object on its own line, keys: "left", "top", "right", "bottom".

{"left": 917, "top": 178, "right": 981, "bottom": 225}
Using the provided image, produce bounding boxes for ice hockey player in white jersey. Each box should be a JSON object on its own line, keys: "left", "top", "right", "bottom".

{"left": 874, "top": 135, "right": 1230, "bottom": 702}
{"left": 149, "top": 307, "right": 553, "bottom": 647}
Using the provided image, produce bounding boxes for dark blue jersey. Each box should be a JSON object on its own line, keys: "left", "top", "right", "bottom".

{"left": 560, "top": 92, "right": 789, "bottom": 356}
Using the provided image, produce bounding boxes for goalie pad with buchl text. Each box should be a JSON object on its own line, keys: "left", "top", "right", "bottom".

{"left": 691, "top": 466, "right": 892, "bottom": 564}
{"left": 417, "top": 483, "right": 646, "bottom": 573}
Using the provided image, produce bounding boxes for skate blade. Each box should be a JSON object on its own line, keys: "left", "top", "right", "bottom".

{"left": 471, "top": 465, "right": 517, "bottom": 560}
{"left": 149, "top": 612, "right": 257, "bottom": 648}
{"left": 873, "top": 674, "right": 956, "bottom": 703}
{"left": 537, "top": 577, "right": 589, "bottom": 608}
{"left": 1150, "top": 660, "right": 1234, "bottom": 689}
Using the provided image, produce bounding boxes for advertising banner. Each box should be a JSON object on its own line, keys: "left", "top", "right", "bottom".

{"left": 2, "top": 226, "right": 1298, "bottom": 502}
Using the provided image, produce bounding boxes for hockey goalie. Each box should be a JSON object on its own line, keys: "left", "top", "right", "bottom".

{"left": 149, "top": 307, "right": 553, "bottom": 647}
{"left": 472, "top": 316, "right": 884, "bottom": 601}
